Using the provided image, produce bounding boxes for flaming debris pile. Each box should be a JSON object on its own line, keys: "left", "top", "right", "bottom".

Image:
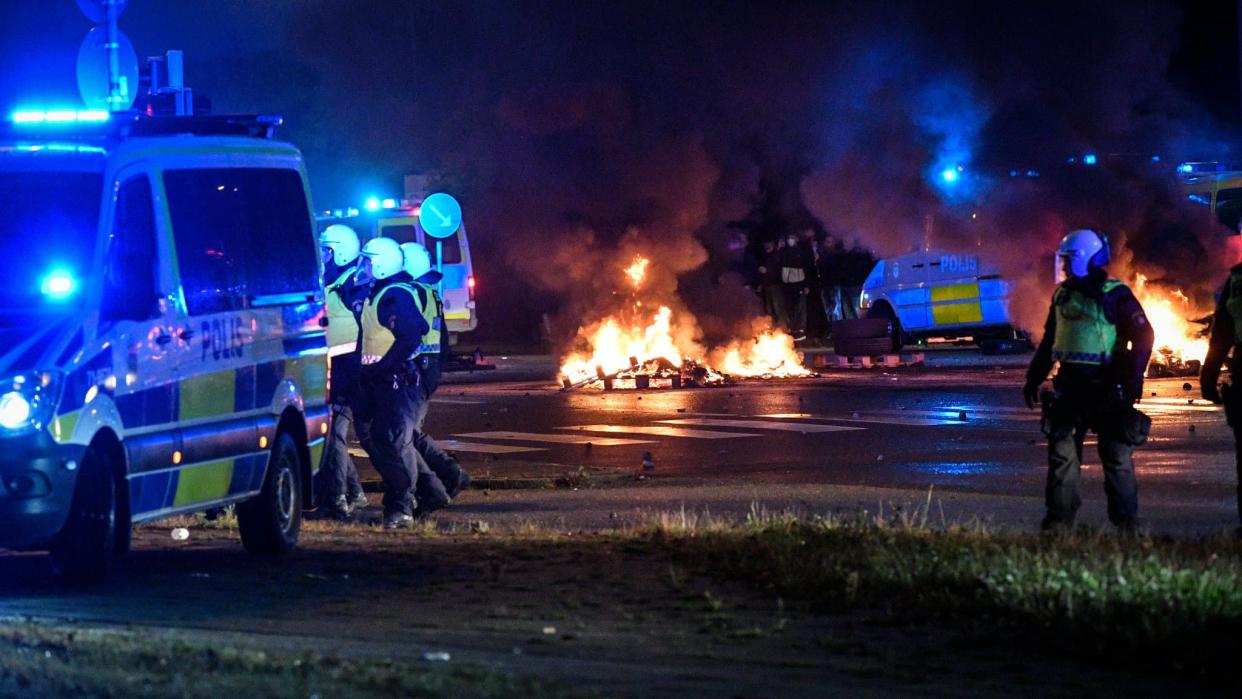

{"left": 559, "top": 256, "right": 813, "bottom": 390}
{"left": 1132, "top": 274, "right": 1210, "bottom": 378}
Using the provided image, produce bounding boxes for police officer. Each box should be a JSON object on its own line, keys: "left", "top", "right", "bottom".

{"left": 401, "top": 242, "right": 471, "bottom": 500}
{"left": 1199, "top": 261, "right": 1242, "bottom": 534}
{"left": 312, "top": 224, "right": 369, "bottom": 519}
{"left": 353, "top": 237, "right": 450, "bottom": 529}
{"left": 1023, "top": 229, "right": 1154, "bottom": 531}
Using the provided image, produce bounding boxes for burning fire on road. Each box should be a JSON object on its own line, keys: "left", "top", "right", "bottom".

{"left": 1132, "top": 274, "right": 1210, "bottom": 378}
{"left": 559, "top": 256, "right": 812, "bottom": 390}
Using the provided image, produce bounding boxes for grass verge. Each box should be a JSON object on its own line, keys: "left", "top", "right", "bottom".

{"left": 0, "top": 622, "right": 592, "bottom": 699}
{"left": 638, "top": 507, "right": 1242, "bottom": 679}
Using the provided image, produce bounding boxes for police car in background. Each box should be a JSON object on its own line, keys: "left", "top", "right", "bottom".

{"left": 1179, "top": 161, "right": 1242, "bottom": 234}
{"left": 316, "top": 199, "right": 478, "bottom": 339}
{"left": 857, "top": 249, "right": 1026, "bottom": 354}
{"left": 0, "top": 109, "right": 329, "bottom": 580}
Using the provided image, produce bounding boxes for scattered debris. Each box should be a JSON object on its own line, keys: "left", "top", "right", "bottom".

{"left": 641, "top": 451, "right": 655, "bottom": 471}
{"left": 171, "top": 527, "right": 190, "bottom": 541}
{"left": 542, "top": 626, "right": 557, "bottom": 635}
{"left": 421, "top": 651, "right": 451, "bottom": 662}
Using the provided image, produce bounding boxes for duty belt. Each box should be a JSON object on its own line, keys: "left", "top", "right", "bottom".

{"left": 1052, "top": 350, "right": 1111, "bottom": 364}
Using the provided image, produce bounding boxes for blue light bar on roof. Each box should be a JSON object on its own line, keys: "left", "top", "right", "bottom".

{"left": 11, "top": 109, "right": 111, "bottom": 125}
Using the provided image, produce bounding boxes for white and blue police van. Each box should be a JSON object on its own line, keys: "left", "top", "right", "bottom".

{"left": 0, "top": 110, "right": 329, "bottom": 580}
{"left": 859, "top": 249, "right": 1023, "bottom": 352}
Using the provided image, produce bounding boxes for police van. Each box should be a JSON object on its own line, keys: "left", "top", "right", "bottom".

{"left": 1179, "top": 162, "right": 1242, "bottom": 234}
{"left": 858, "top": 249, "right": 1022, "bottom": 352}
{"left": 0, "top": 110, "right": 329, "bottom": 580}
{"left": 316, "top": 201, "right": 477, "bottom": 337}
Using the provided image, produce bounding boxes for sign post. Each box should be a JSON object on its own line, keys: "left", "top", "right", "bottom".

{"left": 76, "top": 0, "right": 137, "bottom": 111}
{"left": 419, "top": 192, "right": 463, "bottom": 296}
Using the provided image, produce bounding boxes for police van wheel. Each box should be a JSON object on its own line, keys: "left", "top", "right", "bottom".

{"left": 237, "top": 432, "right": 302, "bottom": 555}
{"left": 49, "top": 445, "right": 117, "bottom": 583}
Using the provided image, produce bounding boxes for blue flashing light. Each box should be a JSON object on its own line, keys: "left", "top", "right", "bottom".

{"left": 1083, "top": 153, "right": 1097, "bottom": 166}
{"left": 1026, "top": 169, "right": 1040, "bottom": 177}
{"left": 381, "top": 198, "right": 398, "bottom": 210}
{"left": 940, "top": 167, "right": 960, "bottom": 184}
{"left": 39, "top": 270, "right": 78, "bottom": 300}
{"left": 11, "top": 109, "right": 110, "bottom": 125}
{"left": 363, "top": 197, "right": 381, "bottom": 212}
{"left": 1151, "top": 155, "right": 1161, "bottom": 163}
{"left": 1009, "top": 170, "right": 1018, "bottom": 177}
{"left": 1177, "top": 163, "right": 1193, "bottom": 173}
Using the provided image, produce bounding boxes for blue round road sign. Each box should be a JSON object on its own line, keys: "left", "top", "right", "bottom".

{"left": 420, "top": 192, "right": 462, "bottom": 239}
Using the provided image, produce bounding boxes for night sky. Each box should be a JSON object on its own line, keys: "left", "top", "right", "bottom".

{"left": 0, "top": 1, "right": 1237, "bottom": 341}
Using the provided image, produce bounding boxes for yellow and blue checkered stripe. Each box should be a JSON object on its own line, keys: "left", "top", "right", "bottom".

{"left": 54, "top": 354, "right": 327, "bottom": 519}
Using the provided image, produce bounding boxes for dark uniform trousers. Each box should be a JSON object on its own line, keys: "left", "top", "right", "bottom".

{"left": 411, "top": 356, "right": 466, "bottom": 496}
{"left": 355, "top": 372, "right": 447, "bottom": 516}
{"left": 1044, "top": 386, "right": 1138, "bottom": 526}
{"left": 1223, "top": 382, "right": 1242, "bottom": 526}
{"left": 313, "top": 352, "right": 365, "bottom": 506}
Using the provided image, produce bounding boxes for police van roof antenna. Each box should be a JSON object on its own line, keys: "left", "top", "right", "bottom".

{"left": 145, "top": 51, "right": 195, "bottom": 116}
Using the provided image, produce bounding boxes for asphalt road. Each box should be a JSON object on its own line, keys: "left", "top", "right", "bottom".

{"left": 422, "top": 364, "right": 1239, "bottom": 535}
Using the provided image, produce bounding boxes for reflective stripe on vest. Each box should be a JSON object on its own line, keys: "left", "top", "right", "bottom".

{"left": 1226, "top": 271, "right": 1242, "bottom": 345}
{"left": 413, "top": 282, "right": 444, "bottom": 356}
{"left": 324, "top": 267, "right": 359, "bottom": 354}
{"left": 360, "top": 282, "right": 441, "bottom": 365}
{"left": 1051, "top": 279, "right": 1122, "bottom": 366}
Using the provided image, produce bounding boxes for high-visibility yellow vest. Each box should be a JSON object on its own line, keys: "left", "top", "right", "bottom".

{"left": 360, "top": 282, "right": 442, "bottom": 365}
{"left": 1051, "top": 279, "right": 1122, "bottom": 366}
{"left": 412, "top": 281, "right": 444, "bottom": 357}
{"left": 324, "top": 267, "right": 359, "bottom": 355}
{"left": 1226, "top": 270, "right": 1242, "bottom": 345}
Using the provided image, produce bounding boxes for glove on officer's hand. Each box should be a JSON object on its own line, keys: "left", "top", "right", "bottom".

{"left": 1122, "top": 380, "right": 1143, "bottom": 405}
{"left": 1023, "top": 381, "right": 1041, "bottom": 410}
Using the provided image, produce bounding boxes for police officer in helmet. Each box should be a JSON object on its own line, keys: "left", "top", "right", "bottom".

{"left": 353, "top": 237, "right": 450, "bottom": 529}
{"left": 401, "top": 242, "right": 471, "bottom": 501}
{"left": 312, "top": 224, "right": 369, "bottom": 519}
{"left": 1023, "top": 229, "right": 1154, "bottom": 532}
{"left": 1199, "top": 260, "right": 1242, "bottom": 535}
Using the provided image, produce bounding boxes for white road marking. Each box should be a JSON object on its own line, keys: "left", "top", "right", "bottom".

{"left": 557, "top": 424, "right": 762, "bottom": 439}
{"left": 436, "top": 439, "right": 547, "bottom": 454}
{"left": 760, "top": 412, "right": 965, "bottom": 426}
{"left": 656, "top": 418, "right": 864, "bottom": 433}
{"left": 454, "top": 431, "right": 655, "bottom": 446}
{"left": 432, "top": 398, "right": 485, "bottom": 405}
{"left": 350, "top": 441, "right": 546, "bottom": 456}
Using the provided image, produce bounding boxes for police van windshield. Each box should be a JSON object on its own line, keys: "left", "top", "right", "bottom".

{"left": 0, "top": 171, "right": 102, "bottom": 318}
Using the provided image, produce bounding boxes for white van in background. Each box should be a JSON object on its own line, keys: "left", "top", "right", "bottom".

{"left": 316, "top": 202, "right": 478, "bottom": 337}
{"left": 858, "top": 249, "right": 1026, "bottom": 353}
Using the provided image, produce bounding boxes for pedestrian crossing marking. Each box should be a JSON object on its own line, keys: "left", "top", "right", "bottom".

{"left": 656, "top": 418, "right": 864, "bottom": 433}
{"left": 436, "top": 439, "right": 547, "bottom": 454}
{"left": 557, "top": 424, "right": 762, "bottom": 439}
{"left": 760, "top": 412, "right": 967, "bottom": 426}
{"left": 454, "top": 431, "right": 656, "bottom": 446}
{"left": 350, "top": 441, "right": 546, "bottom": 457}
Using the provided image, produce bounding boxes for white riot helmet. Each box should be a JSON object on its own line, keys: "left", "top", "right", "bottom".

{"left": 401, "top": 242, "right": 432, "bottom": 279}
{"left": 358, "top": 237, "right": 405, "bottom": 281}
{"left": 318, "top": 224, "right": 361, "bottom": 266}
{"left": 1056, "top": 229, "right": 1110, "bottom": 279}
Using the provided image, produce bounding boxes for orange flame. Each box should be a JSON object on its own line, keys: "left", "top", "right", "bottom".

{"left": 1132, "top": 273, "right": 1208, "bottom": 365}
{"left": 713, "top": 330, "right": 813, "bottom": 378}
{"left": 623, "top": 256, "right": 649, "bottom": 288}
